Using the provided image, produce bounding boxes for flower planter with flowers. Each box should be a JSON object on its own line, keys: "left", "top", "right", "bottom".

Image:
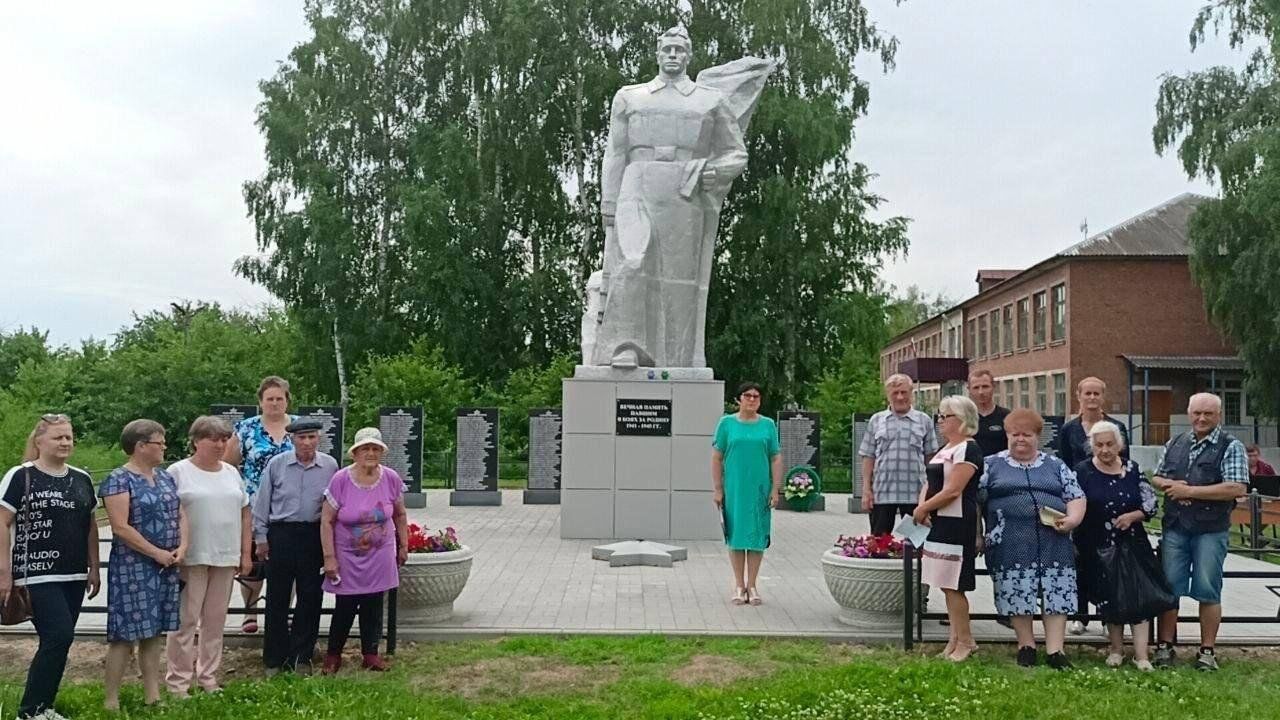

{"left": 822, "top": 534, "right": 926, "bottom": 629}
{"left": 782, "top": 465, "right": 824, "bottom": 512}
{"left": 397, "top": 525, "right": 473, "bottom": 624}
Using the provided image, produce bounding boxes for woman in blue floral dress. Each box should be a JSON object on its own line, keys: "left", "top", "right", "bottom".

{"left": 222, "top": 375, "right": 295, "bottom": 633}
{"left": 979, "top": 409, "right": 1086, "bottom": 670}
{"left": 101, "top": 419, "right": 186, "bottom": 710}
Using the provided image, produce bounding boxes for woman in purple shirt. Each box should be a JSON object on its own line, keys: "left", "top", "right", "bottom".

{"left": 320, "top": 428, "right": 407, "bottom": 674}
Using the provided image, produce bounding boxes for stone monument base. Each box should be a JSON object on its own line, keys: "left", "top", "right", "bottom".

{"left": 523, "top": 489, "right": 561, "bottom": 505}
{"left": 573, "top": 365, "right": 714, "bottom": 381}
{"left": 403, "top": 492, "right": 427, "bottom": 509}
{"left": 449, "top": 490, "right": 502, "bottom": 506}
{"left": 560, "top": 374, "right": 723, "bottom": 541}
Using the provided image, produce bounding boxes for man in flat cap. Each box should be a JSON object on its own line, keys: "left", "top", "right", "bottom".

{"left": 252, "top": 418, "right": 338, "bottom": 674}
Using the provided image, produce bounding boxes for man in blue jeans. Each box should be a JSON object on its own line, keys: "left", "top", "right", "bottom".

{"left": 1151, "top": 393, "right": 1248, "bottom": 671}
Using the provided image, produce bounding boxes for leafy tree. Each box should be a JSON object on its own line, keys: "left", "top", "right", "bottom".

{"left": 0, "top": 327, "right": 52, "bottom": 390}
{"left": 1153, "top": 0, "right": 1280, "bottom": 415}
{"left": 495, "top": 354, "right": 576, "bottom": 455}
{"left": 687, "top": 0, "right": 910, "bottom": 406}
{"left": 346, "top": 341, "right": 477, "bottom": 455}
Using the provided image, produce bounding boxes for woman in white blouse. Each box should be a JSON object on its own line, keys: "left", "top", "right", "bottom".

{"left": 164, "top": 417, "right": 252, "bottom": 697}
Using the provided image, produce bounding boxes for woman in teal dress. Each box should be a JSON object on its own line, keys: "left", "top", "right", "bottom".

{"left": 712, "top": 382, "right": 782, "bottom": 606}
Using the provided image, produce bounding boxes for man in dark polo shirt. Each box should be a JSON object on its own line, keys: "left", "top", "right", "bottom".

{"left": 968, "top": 369, "right": 1010, "bottom": 457}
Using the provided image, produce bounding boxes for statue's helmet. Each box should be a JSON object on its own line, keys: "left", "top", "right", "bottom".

{"left": 656, "top": 26, "right": 692, "bottom": 52}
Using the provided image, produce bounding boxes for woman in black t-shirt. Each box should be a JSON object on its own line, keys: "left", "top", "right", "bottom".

{"left": 0, "top": 415, "right": 101, "bottom": 719}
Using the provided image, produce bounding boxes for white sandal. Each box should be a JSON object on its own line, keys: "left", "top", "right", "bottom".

{"left": 731, "top": 588, "right": 748, "bottom": 605}
{"left": 747, "top": 587, "right": 762, "bottom": 606}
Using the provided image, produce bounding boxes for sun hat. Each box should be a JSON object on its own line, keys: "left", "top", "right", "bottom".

{"left": 348, "top": 427, "right": 388, "bottom": 456}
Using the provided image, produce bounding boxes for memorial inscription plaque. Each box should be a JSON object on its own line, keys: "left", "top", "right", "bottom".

{"left": 451, "top": 407, "right": 501, "bottom": 506}
{"left": 525, "top": 407, "right": 563, "bottom": 505}
{"left": 616, "top": 399, "right": 672, "bottom": 436}
{"left": 210, "top": 404, "right": 260, "bottom": 430}
{"left": 379, "top": 406, "right": 423, "bottom": 501}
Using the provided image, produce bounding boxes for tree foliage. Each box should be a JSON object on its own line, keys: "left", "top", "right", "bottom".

{"left": 241, "top": 0, "right": 908, "bottom": 407}
{"left": 1154, "top": 0, "right": 1280, "bottom": 415}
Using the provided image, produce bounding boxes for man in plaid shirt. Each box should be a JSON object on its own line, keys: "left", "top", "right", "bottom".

{"left": 1150, "top": 393, "right": 1248, "bottom": 672}
{"left": 858, "top": 373, "right": 939, "bottom": 535}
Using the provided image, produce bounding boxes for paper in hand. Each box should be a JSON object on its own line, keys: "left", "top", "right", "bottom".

{"left": 893, "top": 515, "right": 932, "bottom": 547}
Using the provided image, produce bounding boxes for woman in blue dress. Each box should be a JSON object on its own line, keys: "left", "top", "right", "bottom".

{"left": 222, "top": 375, "right": 295, "bottom": 633}
{"left": 1074, "top": 420, "right": 1158, "bottom": 671}
{"left": 101, "top": 419, "right": 186, "bottom": 710}
{"left": 980, "top": 408, "right": 1085, "bottom": 669}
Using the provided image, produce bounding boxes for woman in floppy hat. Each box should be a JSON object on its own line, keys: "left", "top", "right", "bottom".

{"left": 319, "top": 428, "right": 408, "bottom": 673}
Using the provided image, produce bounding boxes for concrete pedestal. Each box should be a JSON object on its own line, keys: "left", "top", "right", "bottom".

{"left": 522, "top": 489, "right": 561, "bottom": 504}
{"left": 560, "top": 374, "right": 723, "bottom": 541}
{"left": 404, "top": 492, "right": 427, "bottom": 509}
{"left": 449, "top": 490, "right": 502, "bottom": 506}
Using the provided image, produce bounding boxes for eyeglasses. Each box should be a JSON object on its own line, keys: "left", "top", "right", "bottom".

{"left": 935, "top": 413, "right": 956, "bottom": 421}
{"left": 740, "top": 393, "right": 761, "bottom": 400}
{"left": 41, "top": 413, "right": 71, "bottom": 423}
{"left": 140, "top": 440, "right": 167, "bottom": 448}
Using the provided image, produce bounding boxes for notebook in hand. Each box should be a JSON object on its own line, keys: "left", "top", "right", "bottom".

{"left": 1038, "top": 506, "right": 1066, "bottom": 527}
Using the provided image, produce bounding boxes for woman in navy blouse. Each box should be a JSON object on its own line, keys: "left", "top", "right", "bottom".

{"left": 1074, "top": 420, "right": 1158, "bottom": 671}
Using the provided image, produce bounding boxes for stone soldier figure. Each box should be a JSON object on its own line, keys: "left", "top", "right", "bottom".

{"left": 585, "top": 27, "right": 773, "bottom": 369}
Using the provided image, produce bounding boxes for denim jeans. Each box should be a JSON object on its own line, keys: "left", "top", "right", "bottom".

{"left": 1160, "top": 527, "right": 1229, "bottom": 604}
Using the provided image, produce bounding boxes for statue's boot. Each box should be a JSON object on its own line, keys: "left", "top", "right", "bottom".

{"left": 610, "top": 349, "right": 639, "bottom": 369}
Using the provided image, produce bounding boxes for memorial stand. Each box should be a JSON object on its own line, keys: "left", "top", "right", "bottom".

{"left": 525, "top": 408, "right": 562, "bottom": 504}
{"left": 560, "top": 371, "right": 723, "bottom": 541}
{"left": 778, "top": 410, "right": 825, "bottom": 511}
{"left": 380, "top": 406, "right": 426, "bottom": 509}
{"left": 450, "top": 407, "right": 502, "bottom": 506}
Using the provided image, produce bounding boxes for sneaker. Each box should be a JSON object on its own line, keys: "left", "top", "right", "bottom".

{"left": 263, "top": 666, "right": 282, "bottom": 678}
{"left": 1105, "top": 652, "right": 1124, "bottom": 668}
{"left": 1195, "top": 648, "right": 1219, "bottom": 672}
{"left": 1046, "top": 651, "right": 1073, "bottom": 670}
{"left": 1068, "top": 621, "right": 1086, "bottom": 635}
{"left": 321, "top": 653, "right": 343, "bottom": 675}
{"left": 295, "top": 662, "right": 314, "bottom": 677}
{"left": 37, "top": 710, "right": 71, "bottom": 720}
{"left": 1016, "top": 646, "right": 1038, "bottom": 667}
{"left": 1133, "top": 658, "right": 1155, "bottom": 672}
{"left": 1152, "top": 644, "right": 1176, "bottom": 669}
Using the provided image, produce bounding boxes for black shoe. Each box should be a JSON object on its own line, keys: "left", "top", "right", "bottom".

{"left": 1016, "top": 646, "right": 1037, "bottom": 667}
{"left": 1046, "top": 652, "right": 1073, "bottom": 670}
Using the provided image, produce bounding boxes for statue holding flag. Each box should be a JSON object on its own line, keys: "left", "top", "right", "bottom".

{"left": 581, "top": 27, "right": 775, "bottom": 370}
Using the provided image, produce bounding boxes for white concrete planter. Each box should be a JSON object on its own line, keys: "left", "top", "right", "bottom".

{"left": 821, "top": 548, "right": 926, "bottom": 629}
{"left": 396, "top": 546, "right": 474, "bottom": 624}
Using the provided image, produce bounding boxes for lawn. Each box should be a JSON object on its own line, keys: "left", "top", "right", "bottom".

{"left": 1, "top": 635, "right": 1277, "bottom": 719}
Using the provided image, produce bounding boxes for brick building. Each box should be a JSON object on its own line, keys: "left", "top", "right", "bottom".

{"left": 880, "top": 193, "right": 1264, "bottom": 445}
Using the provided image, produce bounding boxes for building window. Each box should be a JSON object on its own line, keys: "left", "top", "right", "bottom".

{"left": 978, "top": 315, "right": 988, "bottom": 358}
{"left": 1003, "top": 379, "right": 1015, "bottom": 407}
{"left": 1052, "top": 373, "right": 1067, "bottom": 414}
{"left": 1034, "top": 375, "right": 1048, "bottom": 413}
{"left": 1017, "top": 298, "right": 1030, "bottom": 349}
{"left": 967, "top": 320, "right": 976, "bottom": 358}
{"left": 1002, "top": 305, "right": 1013, "bottom": 353}
{"left": 989, "top": 310, "right": 1001, "bottom": 357}
{"left": 1018, "top": 377, "right": 1030, "bottom": 408}
{"left": 1033, "top": 291, "right": 1047, "bottom": 346}
{"left": 1220, "top": 377, "right": 1244, "bottom": 425}
{"left": 1051, "top": 284, "right": 1067, "bottom": 341}
{"left": 947, "top": 327, "right": 957, "bottom": 357}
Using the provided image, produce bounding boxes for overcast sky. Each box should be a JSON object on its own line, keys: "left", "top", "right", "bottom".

{"left": 0, "top": 2, "right": 1243, "bottom": 347}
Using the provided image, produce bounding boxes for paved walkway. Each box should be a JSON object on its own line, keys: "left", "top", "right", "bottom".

{"left": 9, "top": 489, "right": 1280, "bottom": 644}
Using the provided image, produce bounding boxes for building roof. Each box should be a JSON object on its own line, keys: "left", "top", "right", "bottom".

{"left": 1121, "top": 355, "right": 1243, "bottom": 371}
{"left": 882, "top": 193, "right": 1214, "bottom": 352}
{"left": 1059, "top": 193, "right": 1209, "bottom": 257}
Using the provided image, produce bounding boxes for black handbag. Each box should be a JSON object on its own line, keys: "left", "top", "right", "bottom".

{"left": 1, "top": 468, "right": 34, "bottom": 625}
{"left": 1096, "top": 532, "right": 1178, "bottom": 625}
